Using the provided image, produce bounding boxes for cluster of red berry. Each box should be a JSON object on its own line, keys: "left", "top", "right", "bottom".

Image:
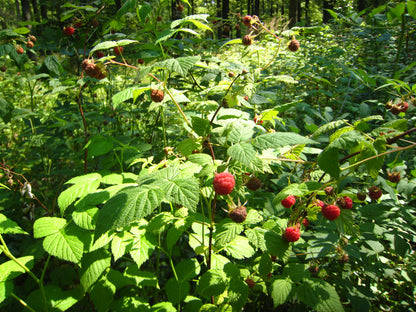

{"left": 385, "top": 99, "right": 410, "bottom": 115}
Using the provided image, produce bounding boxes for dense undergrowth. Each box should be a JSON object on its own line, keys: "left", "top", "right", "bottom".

{"left": 1, "top": 1, "right": 416, "bottom": 311}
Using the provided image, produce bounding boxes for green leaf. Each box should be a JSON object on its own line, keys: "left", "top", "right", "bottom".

{"left": 72, "top": 207, "right": 99, "bottom": 230}
{"left": 296, "top": 278, "right": 344, "bottom": 312}
{"left": 223, "top": 235, "right": 255, "bottom": 259}
{"left": 42, "top": 225, "right": 85, "bottom": 263}
{"left": 246, "top": 227, "right": 267, "bottom": 251}
{"left": 166, "top": 217, "right": 193, "bottom": 251}
{"left": 408, "top": 1, "right": 416, "bottom": 19}
{"left": 317, "top": 146, "right": 340, "bottom": 178}
{"left": 175, "top": 259, "right": 201, "bottom": 283}
{"left": 227, "top": 143, "right": 256, "bottom": 166}
{"left": 33, "top": 217, "right": 67, "bottom": 238}
{"left": 214, "top": 220, "right": 244, "bottom": 246}
{"left": 95, "top": 186, "right": 164, "bottom": 239}
{"left": 165, "top": 278, "right": 190, "bottom": 305}
{"left": 13, "top": 27, "right": 30, "bottom": 34}
{"left": 87, "top": 136, "right": 113, "bottom": 157}
{"left": 259, "top": 253, "right": 273, "bottom": 278}
{"left": 283, "top": 263, "right": 311, "bottom": 282}
{"left": 158, "top": 175, "right": 200, "bottom": 212}
{"left": 270, "top": 278, "right": 293, "bottom": 307}
{"left": 197, "top": 269, "right": 228, "bottom": 299}
{"left": 112, "top": 86, "right": 148, "bottom": 108}
{"left": 0, "top": 213, "right": 28, "bottom": 234}
{"left": 0, "top": 256, "right": 34, "bottom": 282}
{"left": 150, "top": 302, "right": 177, "bottom": 312}
{"left": 111, "top": 231, "right": 133, "bottom": 261}
{"left": 192, "top": 116, "right": 212, "bottom": 136}
{"left": 312, "top": 120, "right": 348, "bottom": 138}
{"left": 80, "top": 249, "right": 111, "bottom": 292}
{"left": 130, "top": 228, "right": 157, "bottom": 269}
{"left": 89, "top": 275, "right": 116, "bottom": 312}
{"left": 170, "top": 14, "right": 209, "bottom": 28}
{"left": 227, "top": 278, "right": 249, "bottom": 311}
{"left": 156, "top": 56, "right": 200, "bottom": 77}
{"left": 90, "top": 39, "right": 138, "bottom": 54}
{"left": 254, "top": 132, "right": 317, "bottom": 150}
{"left": 264, "top": 231, "right": 291, "bottom": 262}
{"left": 43, "top": 56, "right": 64, "bottom": 76}
{"left": 58, "top": 173, "right": 102, "bottom": 215}
{"left": 26, "top": 284, "right": 81, "bottom": 312}
{"left": 0, "top": 281, "right": 13, "bottom": 304}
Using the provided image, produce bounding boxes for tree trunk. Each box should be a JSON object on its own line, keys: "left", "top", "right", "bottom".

{"left": 281, "top": 1, "right": 284, "bottom": 16}
{"left": 297, "top": 0, "right": 301, "bottom": 23}
{"left": 247, "top": 0, "right": 251, "bottom": 15}
{"left": 15, "top": 0, "right": 21, "bottom": 19}
{"left": 254, "top": 0, "right": 260, "bottom": 16}
{"left": 323, "top": 0, "right": 334, "bottom": 23}
{"left": 21, "top": 0, "right": 31, "bottom": 22}
{"left": 305, "top": 0, "right": 310, "bottom": 26}
{"left": 40, "top": 0, "right": 47, "bottom": 19}
{"left": 222, "top": 0, "right": 229, "bottom": 38}
{"left": 115, "top": 0, "right": 121, "bottom": 10}
{"left": 289, "top": 0, "right": 297, "bottom": 27}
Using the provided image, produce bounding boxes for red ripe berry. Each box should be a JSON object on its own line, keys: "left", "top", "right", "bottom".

{"left": 176, "top": 3, "right": 184, "bottom": 12}
{"left": 399, "top": 101, "right": 409, "bottom": 113}
{"left": 368, "top": 186, "right": 382, "bottom": 200}
{"left": 284, "top": 227, "right": 301, "bottom": 242}
{"left": 313, "top": 199, "right": 325, "bottom": 208}
{"left": 387, "top": 171, "right": 401, "bottom": 183}
{"left": 138, "top": 58, "right": 144, "bottom": 64}
{"left": 16, "top": 46, "right": 24, "bottom": 54}
{"left": 63, "top": 26, "right": 75, "bottom": 36}
{"left": 213, "top": 172, "right": 235, "bottom": 195}
{"left": 114, "top": 46, "right": 123, "bottom": 55}
{"left": 302, "top": 218, "right": 309, "bottom": 227}
{"left": 242, "top": 35, "right": 252, "bottom": 46}
{"left": 281, "top": 195, "right": 296, "bottom": 208}
{"left": 321, "top": 204, "right": 340, "bottom": 221}
{"left": 157, "top": 16, "right": 163, "bottom": 22}
{"left": 242, "top": 15, "right": 252, "bottom": 27}
{"left": 95, "top": 51, "right": 105, "bottom": 58}
{"left": 337, "top": 196, "right": 353, "bottom": 209}
{"left": 244, "top": 96, "right": 249, "bottom": 101}
{"left": 390, "top": 105, "right": 401, "bottom": 115}
{"left": 26, "top": 40, "right": 34, "bottom": 48}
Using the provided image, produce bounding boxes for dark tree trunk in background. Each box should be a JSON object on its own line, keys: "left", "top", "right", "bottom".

{"left": 281, "top": 2, "right": 284, "bottom": 16}
{"left": 254, "top": 0, "right": 259, "bottom": 16}
{"left": 323, "top": 0, "right": 334, "bottom": 23}
{"left": 247, "top": 0, "right": 251, "bottom": 15}
{"left": 115, "top": 0, "right": 121, "bottom": 10}
{"left": 31, "top": 0, "right": 38, "bottom": 19}
{"left": 305, "top": 0, "right": 310, "bottom": 25}
{"left": 297, "top": 0, "right": 301, "bottom": 23}
{"left": 222, "top": 0, "right": 230, "bottom": 38}
{"left": 21, "top": 0, "right": 31, "bottom": 22}
{"left": 289, "top": 0, "right": 297, "bottom": 27}
{"left": 40, "top": 0, "right": 47, "bottom": 19}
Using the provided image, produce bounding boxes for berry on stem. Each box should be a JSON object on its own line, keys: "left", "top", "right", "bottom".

{"left": 281, "top": 195, "right": 296, "bottom": 208}
{"left": 63, "top": 26, "right": 75, "bottom": 36}
{"left": 337, "top": 196, "right": 353, "bottom": 209}
{"left": 368, "top": 186, "right": 382, "bottom": 200}
{"left": 16, "top": 46, "right": 24, "bottom": 54}
{"left": 229, "top": 206, "right": 247, "bottom": 223}
{"left": 246, "top": 177, "right": 262, "bottom": 191}
{"left": 302, "top": 218, "right": 309, "bottom": 227}
{"left": 150, "top": 89, "right": 164, "bottom": 102}
{"left": 242, "top": 35, "right": 252, "bottom": 46}
{"left": 288, "top": 39, "right": 300, "bottom": 52}
{"left": 321, "top": 204, "right": 340, "bottom": 220}
{"left": 242, "top": 15, "right": 252, "bottom": 27}
{"left": 114, "top": 46, "right": 123, "bottom": 55}
{"left": 213, "top": 172, "right": 235, "bottom": 195}
{"left": 284, "top": 227, "right": 301, "bottom": 242}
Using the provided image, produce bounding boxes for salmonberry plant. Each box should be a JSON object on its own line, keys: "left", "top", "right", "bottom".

{"left": 1, "top": 1, "right": 416, "bottom": 312}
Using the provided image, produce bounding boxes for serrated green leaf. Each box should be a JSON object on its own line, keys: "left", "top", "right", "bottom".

{"left": 175, "top": 259, "right": 201, "bottom": 283}
{"left": 227, "top": 121, "right": 255, "bottom": 143}
{"left": 80, "top": 249, "right": 111, "bottom": 292}
{"left": 408, "top": 1, "right": 416, "bottom": 19}
{"left": 42, "top": 226, "right": 85, "bottom": 263}
{"left": 58, "top": 173, "right": 101, "bottom": 215}
{"left": 227, "top": 278, "right": 248, "bottom": 311}
{"left": 165, "top": 278, "right": 190, "bottom": 306}
{"left": 264, "top": 231, "right": 291, "bottom": 262}
{"left": 283, "top": 263, "right": 311, "bottom": 282}
{"left": 0, "top": 213, "right": 28, "bottom": 235}
{"left": 227, "top": 143, "right": 256, "bottom": 166}
{"left": 130, "top": 229, "right": 157, "bottom": 269}
{"left": 192, "top": 116, "right": 212, "bottom": 136}
{"left": 254, "top": 132, "right": 318, "bottom": 150}
{"left": 259, "top": 253, "right": 273, "bottom": 278}
{"left": 89, "top": 275, "right": 116, "bottom": 312}
{"left": 312, "top": 120, "right": 348, "bottom": 138}
{"left": 270, "top": 278, "right": 293, "bottom": 306}
{"left": 33, "top": 217, "right": 67, "bottom": 238}
{"left": 156, "top": 56, "right": 200, "bottom": 77}
{"left": 197, "top": 269, "right": 228, "bottom": 299}
{"left": 88, "top": 136, "right": 113, "bottom": 157}
{"left": 0, "top": 256, "right": 34, "bottom": 282}
{"left": 188, "top": 153, "right": 212, "bottom": 166}
{"left": 155, "top": 28, "right": 177, "bottom": 44}
{"left": 223, "top": 235, "right": 255, "bottom": 259}
{"left": 214, "top": 220, "right": 244, "bottom": 246}
{"left": 26, "top": 284, "right": 82, "bottom": 312}
{"left": 170, "top": 14, "right": 209, "bottom": 28}
{"left": 112, "top": 86, "right": 147, "bottom": 108}
{"left": 317, "top": 146, "right": 340, "bottom": 178}
{"left": 95, "top": 186, "right": 164, "bottom": 239}
{"left": 297, "top": 278, "right": 344, "bottom": 312}
{"left": 72, "top": 207, "right": 99, "bottom": 230}
{"left": 167, "top": 217, "right": 193, "bottom": 251}
{"left": 90, "top": 39, "right": 138, "bottom": 54}
{"left": 246, "top": 227, "right": 267, "bottom": 251}
{"left": 159, "top": 175, "right": 200, "bottom": 212}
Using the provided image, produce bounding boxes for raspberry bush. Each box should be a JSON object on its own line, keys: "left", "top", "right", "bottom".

{"left": 0, "top": 2, "right": 415, "bottom": 312}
